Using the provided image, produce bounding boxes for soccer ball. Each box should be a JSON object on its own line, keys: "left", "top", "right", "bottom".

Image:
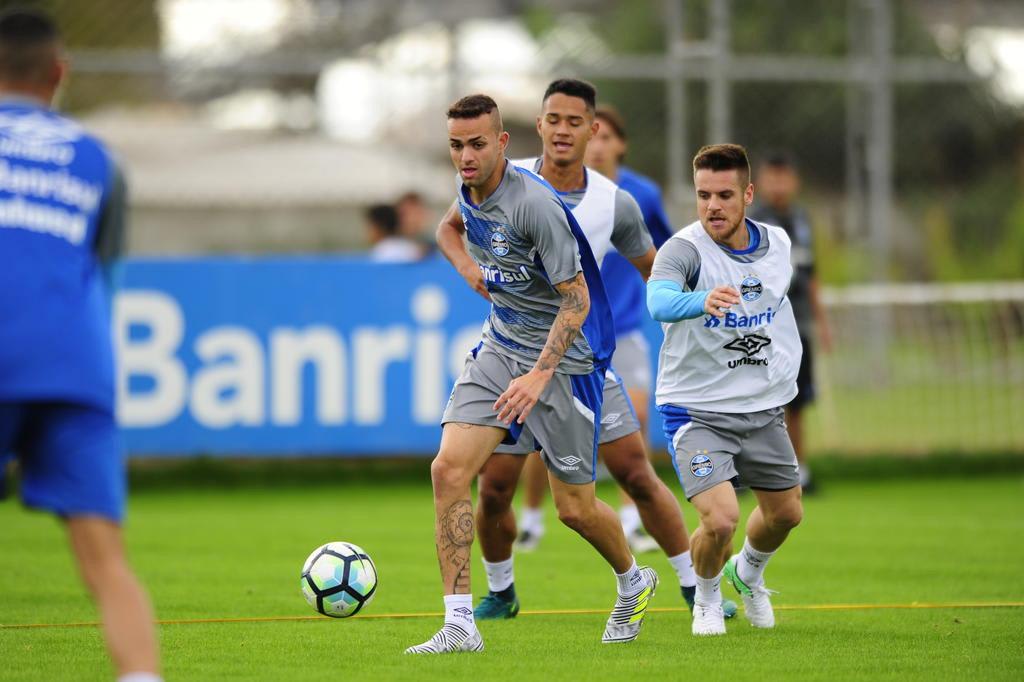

{"left": 301, "top": 542, "right": 378, "bottom": 618}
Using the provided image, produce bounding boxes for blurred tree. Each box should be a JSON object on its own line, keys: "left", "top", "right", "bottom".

{"left": 526, "top": 0, "right": 1024, "bottom": 281}
{"left": 0, "top": 0, "right": 162, "bottom": 110}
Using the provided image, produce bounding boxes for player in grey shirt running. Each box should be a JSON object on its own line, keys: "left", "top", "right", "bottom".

{"left": 406, "top": 95, "right": 658, "bottom": 655}
{"left": 446, "top": 79, "right": 711, "bottom": 625}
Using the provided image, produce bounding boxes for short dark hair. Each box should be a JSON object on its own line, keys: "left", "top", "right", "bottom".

{"left": 447, "top": 93, "right": 502, "bottom": 132}
{"left": 692, "top": 143, "right": 751, "bottom": 186}
{"left": 595, "top": 106, "right": 627, "bottom": 141}
{"left": 365, "top": 204, "right": 399, "bottom": 236}
{"left": 0, "top": 8, "right": 60, "bottom": 83}
{"left": 543, "top": 78, "right": 597, "bottom": 112}
{"left": 396, "top": 190, "right": 425, "bottom": 207}
{"left": 759, "top": 150, "right": 797, "bottom": 171}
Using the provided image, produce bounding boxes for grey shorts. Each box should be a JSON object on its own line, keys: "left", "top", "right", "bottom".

{"left": 658, "top": 404, "right": 799, "bottom": 499}
{"left": 611, "top": 330, "right": 652, "bottom": 392}
{"left": 443, "top": 343, "right": 606, "bottom": 485}
{"left": 494, "top": 367, "right": 641, "bottom": 455}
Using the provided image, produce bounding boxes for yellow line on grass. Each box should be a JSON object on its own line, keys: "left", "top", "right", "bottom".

{"left": 2, "top": 602, "right": 1022, "bottom": 630}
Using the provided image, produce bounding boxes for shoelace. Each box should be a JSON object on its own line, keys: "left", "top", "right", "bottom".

{"left": 749, "top": 584, "right": 779, "bottom": 600}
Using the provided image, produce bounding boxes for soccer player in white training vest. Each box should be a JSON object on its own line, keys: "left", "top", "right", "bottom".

{"left": 437, "top": 79, "right": 711, "bottom": 623}
{"left": 647, "top": 144, "right": 805, "bottom": 636}
{"left": 407, "top": 94, "right": 657, "bottom": 655}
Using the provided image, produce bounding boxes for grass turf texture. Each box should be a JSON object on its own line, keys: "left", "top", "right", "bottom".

{"left": 2, "top": 468, "right": 1023, "bottom": 680}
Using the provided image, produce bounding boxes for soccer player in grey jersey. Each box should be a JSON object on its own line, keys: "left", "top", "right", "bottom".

{"left": 450, "top": 79, "right": 709, "bottom": 623}
{"left": 406, "top": 95, "right": 658, "bottom": 655}
{"left": 647, "top": 144, "right": 805, "bottom": 637}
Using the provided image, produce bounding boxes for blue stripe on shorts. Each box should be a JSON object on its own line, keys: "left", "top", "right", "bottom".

{"left": 570, "top": 369, "right": 606, "bottom": 481}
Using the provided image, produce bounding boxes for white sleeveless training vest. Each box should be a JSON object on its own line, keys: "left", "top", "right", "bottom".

{"left": 512, "top": 158, "right": 617, "bottom": 266}
{"left": 655, "top": 220, "right": 802, "bottom": 413}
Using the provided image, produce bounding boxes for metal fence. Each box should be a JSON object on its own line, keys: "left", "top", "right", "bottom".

{"left": 11, "top": 0, "right": 1024, "bottom": 456}
{"left": 28, "top": 0, "right": 1022, "bottom": 275}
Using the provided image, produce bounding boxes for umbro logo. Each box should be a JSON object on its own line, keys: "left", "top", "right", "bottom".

{"left": 556, "top": 455, "right": 582, "bottom": 471}
{"left": 723, "top": 334, "right": 772, "bottom": 357}
{"left": 453, "top": 607, "right": 473, "bottom": 616}
{"left": 601, "top": 412, "right": 622, "bottom": 426}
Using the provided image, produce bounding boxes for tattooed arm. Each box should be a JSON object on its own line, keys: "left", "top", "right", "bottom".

{"left": 493, "top": 272, "right": 590, "bottom": 424}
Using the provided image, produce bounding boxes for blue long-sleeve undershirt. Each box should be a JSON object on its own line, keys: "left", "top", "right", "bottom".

{"left": 647, "top": 279, "right": 709, "bottom": 322}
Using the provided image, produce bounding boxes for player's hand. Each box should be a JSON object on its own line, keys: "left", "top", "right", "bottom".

{"left": 704, "top": 286, "right": 741, "bottom": 318}
{"left": 493, "top": 367, "right": 554, "bottom": 425}
{"left": 458, "top": 263, "right": 491, "bottom": 301}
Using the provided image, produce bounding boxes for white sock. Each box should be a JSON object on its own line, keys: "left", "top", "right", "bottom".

{"left": 619, "top": 504, "right": 641, "bottom": 536}
{"left": 443, "top": 593, "right": 476, "bottom": 631}
{"left": 695, "top": 573, "right": 722, "bottom": 606}
{"left": 520, "top": 507, "right": 543, "bottom": 533}
{"left": 667, "top": 550, "right": 698, "bottom": 588}
{"left": 614, "top": 558, "right": 645, "bottom": 596}
{"left": 482, "top": 557, "right": 514, "bottom": 593}
{"left": 118, "top": 675, "right": 162, "bottom": 682}
{"left": 737, "top": 537, "right": 775, "bottom": 587}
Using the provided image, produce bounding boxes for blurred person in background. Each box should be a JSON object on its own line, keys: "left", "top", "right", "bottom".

{"left": 396, "top": 190, "right": 436, "bottom": 255}
{"left": 748, "top": 153, "right": 832, "bottom": 493}
{"left": 0, "top": 9, "right": 161, "bottom": 681}
{"left": 365, "top": 202, "right": 422, "bottom": 263}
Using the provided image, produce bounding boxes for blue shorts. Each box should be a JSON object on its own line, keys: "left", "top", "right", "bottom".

{"left": 0, "top": 402, "right": 125, "bottom": 522}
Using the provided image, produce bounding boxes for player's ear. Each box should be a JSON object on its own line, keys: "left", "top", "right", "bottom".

{"left": 744, "top": 183, "right": 754, "bottom": 205}
{"left": 498, "top": 130, "right": 510, "bottom": 151}
{"left": 535, "top": 115, "right": 544, "bottom": 138}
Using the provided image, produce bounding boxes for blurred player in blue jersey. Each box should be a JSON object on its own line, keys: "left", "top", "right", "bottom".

{"left": 0, "top": 10, "right": 160, "bottom": 681}
{"left": 407, "top": 94, "right": 658, "bottom": 654}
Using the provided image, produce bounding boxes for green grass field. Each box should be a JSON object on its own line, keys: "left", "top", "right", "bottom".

{"left": 2, "top": 464, "right": 1023, "bottom": 680}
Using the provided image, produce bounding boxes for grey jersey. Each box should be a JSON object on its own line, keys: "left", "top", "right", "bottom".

{"left": 529, "top": 159, "right": 653, "bottom": 261}
{"left": 458, "top": 159, "right": 612, "bottom": 374}
{"left": 650, "top": 219, "right": 772, "bottom": 289}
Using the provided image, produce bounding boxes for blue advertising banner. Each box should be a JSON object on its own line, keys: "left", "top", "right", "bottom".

{"left": 115, "top": 256, "right": 665, "bottom": 456}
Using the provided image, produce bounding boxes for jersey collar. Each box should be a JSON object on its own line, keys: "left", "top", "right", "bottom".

{"left": 723, "top": 218, "right": 760, "bottom": 255}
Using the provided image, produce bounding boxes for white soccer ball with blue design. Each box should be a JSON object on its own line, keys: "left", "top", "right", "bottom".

{"left": 301, "top": 542, "right": 378, "bottom": 618}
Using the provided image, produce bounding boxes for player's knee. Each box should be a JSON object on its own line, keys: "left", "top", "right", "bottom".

{"left": 554, "top": 497, "right": 590, "bottom": 534}
{"left": 767, "top": 499, "right": 803, "bottom": 531}
{"left": 613, "top": 463, "right": 658, "bottom": 504}
{"left": 75, "top": 549, "right": 127, "bottom": 595}
{"left": 478, "top": 480, "right": 514, "bottom": 518}
{"left": 701, "top": 512, "right": 738, "bottom": 545}
{"left": 430, "top": 454, "right": 471, "bottom": 495}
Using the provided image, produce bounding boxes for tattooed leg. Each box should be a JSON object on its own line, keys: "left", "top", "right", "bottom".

{"left": 437, "top": 499, "right": 474, "bottom": 593}
{"left": 430, "top": 422, "right": 506, "bottom": 593}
